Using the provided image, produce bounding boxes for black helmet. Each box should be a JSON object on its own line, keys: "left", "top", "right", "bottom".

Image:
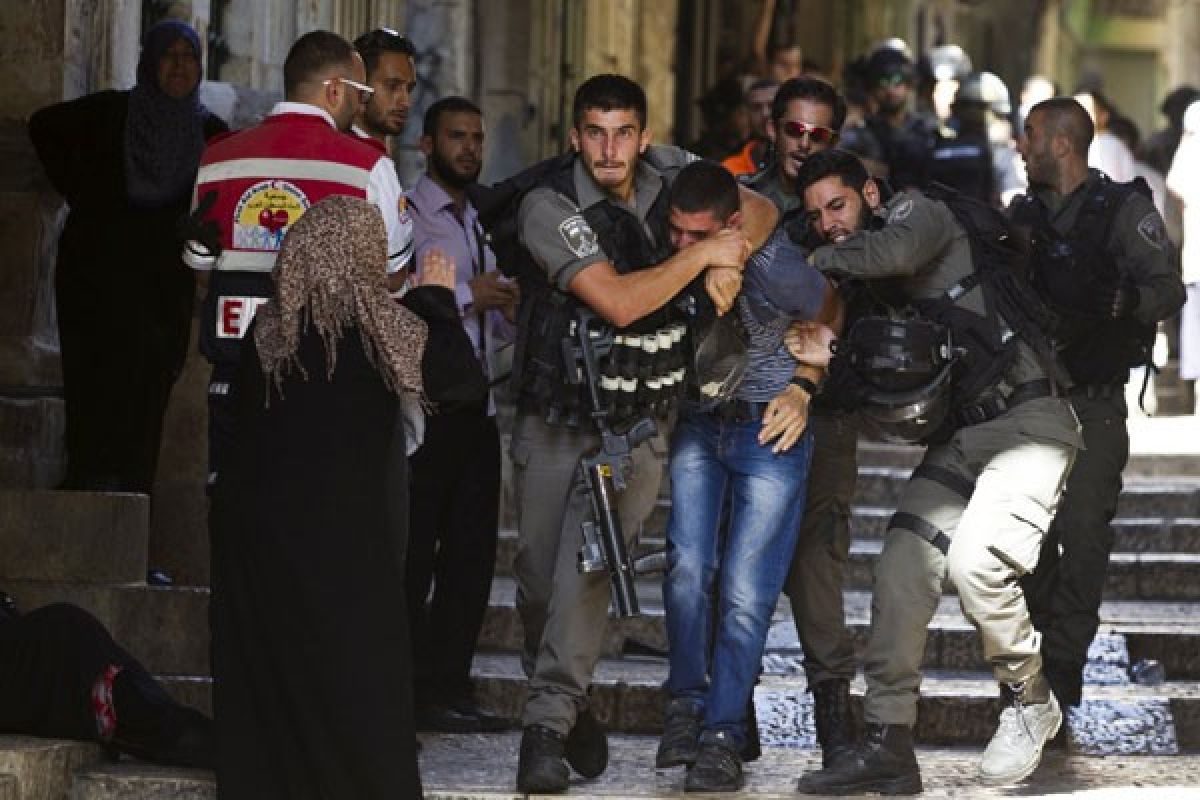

{"left": 860, "top": 361, "right": 954, "bottom": 444}
{"left": 839, "top": 315, "right": 956, "bottom": 443}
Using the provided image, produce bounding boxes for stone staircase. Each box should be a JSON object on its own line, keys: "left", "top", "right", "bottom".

{"left": 2, "top": 433, "right": 1200, "bottom": 798}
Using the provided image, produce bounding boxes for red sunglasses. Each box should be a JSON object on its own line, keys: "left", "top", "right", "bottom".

{"left": 780, "top": 120, "right": 839, "bottom": 145}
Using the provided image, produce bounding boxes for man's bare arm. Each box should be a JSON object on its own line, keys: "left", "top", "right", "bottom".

{"left": 568, "top": 229, "right": 750, "bottom": 328}
{"left": 738, "top": 185, "right": 780, "bottom": 250}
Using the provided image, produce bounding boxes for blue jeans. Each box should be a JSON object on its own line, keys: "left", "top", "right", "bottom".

{"left": 663, "top": 410, "right": 814, "bottom": 745}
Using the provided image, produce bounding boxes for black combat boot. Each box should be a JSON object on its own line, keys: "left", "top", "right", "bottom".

{"left": 516, "top": 724, "right": 569, "bottom": 793}
{"left": 684, "top": 730, "right": 744, "bottom": 792}
{"left": 811, "top": 678, "right": 856, "bottom": 768}
{"left": 656, "top": 697, "right": 703, "bottom": 768}
{"left": 796, "top": 723, "right": 922, "bottom": 795}
{"left": 564, "top": 705, "right": 608, "bottom": 779}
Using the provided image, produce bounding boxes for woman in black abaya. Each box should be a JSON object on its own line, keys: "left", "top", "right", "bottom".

{"left": 209, "top": 196, "right": 428, "bottom": 799}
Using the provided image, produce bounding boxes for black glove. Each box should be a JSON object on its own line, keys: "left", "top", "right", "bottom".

{"left": 178, "top": 190, "right": 222, "bottom": 261}
{"left": 1097, "top": 282, "right": 1140, "bottom": 319}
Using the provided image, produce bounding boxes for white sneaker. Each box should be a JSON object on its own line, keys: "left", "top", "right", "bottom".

{"left": 980, "top": 681, "right": 1062, "bottom": 785}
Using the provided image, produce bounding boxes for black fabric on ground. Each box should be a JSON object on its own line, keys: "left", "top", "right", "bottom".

{"left": 209, "top": 325, "right": 422, "bottom": 799}
{"left": 0, "top": 603, "right": 213, "bottom": 767}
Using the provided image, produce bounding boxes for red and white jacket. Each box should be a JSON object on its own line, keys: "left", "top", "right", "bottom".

{"left": 183, "top": 103, "right": 413, "bottom": 348}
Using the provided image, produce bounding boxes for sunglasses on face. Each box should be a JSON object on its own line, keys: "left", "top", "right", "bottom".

{"left": 323, "top": 77, "right": 376, "bottom": 104}
{"left": 877, "top": 73, "right": 910, "bottom": 88}
{"left": 780, "top": 120, "right": 839, "bottom": 145}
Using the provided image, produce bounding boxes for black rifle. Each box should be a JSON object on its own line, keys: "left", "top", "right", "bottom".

{"left": 568, "top": 309, "right": 657, "bottom": 618}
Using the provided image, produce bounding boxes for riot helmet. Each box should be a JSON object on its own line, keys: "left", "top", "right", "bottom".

{"left": 838, "top": 315, "right": 957, "bottom": 443}
{"left": 955, "top": 72, "right": 1012, "bottom": 117}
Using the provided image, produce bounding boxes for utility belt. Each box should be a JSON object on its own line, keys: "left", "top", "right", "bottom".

{"left": 514, "top": 290, "right": 690, "bottom": 429}
{"left": 953, "top": 378, "right": 1053, "bottom": 428}
{"left": 710, "top": 398, "right": 770, "bottom": 423}
{"left": 1068, "top": 382, "right": 1124, "bottom": 400}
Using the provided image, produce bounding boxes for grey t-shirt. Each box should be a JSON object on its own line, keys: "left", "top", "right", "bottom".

{"left": 516, "top": 145, "right": 694, "bottom": 291}
{"left": 736, "top": 228, "right": 828, "bottom": 402}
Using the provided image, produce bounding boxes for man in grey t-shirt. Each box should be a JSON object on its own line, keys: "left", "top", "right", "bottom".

{"left": 656, "top": 160, "right": 838, "bottom": 791}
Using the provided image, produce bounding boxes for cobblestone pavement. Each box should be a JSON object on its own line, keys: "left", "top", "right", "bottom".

{"left": 419, "top": 733, "right": 1200, "bottom": 798}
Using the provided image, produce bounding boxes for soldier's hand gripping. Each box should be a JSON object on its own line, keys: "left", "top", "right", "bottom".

{"left": 784, "top": 321, "right": 836, "bottom": 367}
{"left": 700, "top": 228, "right": 753, "bottom": 271}
{"left": 758, "top": 382, "right": 811, "bottom": 454}
{"left": 705, "top": 267, "right": 743, "bottom": 316}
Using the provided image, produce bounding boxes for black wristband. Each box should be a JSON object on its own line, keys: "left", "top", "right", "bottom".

{"left": 789, "top": 375, "right": 820, "bottom": 396}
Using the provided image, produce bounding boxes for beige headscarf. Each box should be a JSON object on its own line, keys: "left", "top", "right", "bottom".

{"left": 254, "top": 195, "right": 427, "bottom": 399}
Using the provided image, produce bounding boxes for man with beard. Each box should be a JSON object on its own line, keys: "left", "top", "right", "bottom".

{"left": 406, "top": 96, "right": 518, "bottom": 733}
{"left": 1014, "top": 97, "right": 1183, "bottom": 728}
{"left": 858, "top": 46, "right": 936, "bottom": 191}
{"left": 353, "top": 28, "right": 418, "bottom": 145}
{"left": 792, "top": 149, "right": 1081, "bottom": 794}
{"left": 747, "top": 78, "right": 861, "bottom": 769}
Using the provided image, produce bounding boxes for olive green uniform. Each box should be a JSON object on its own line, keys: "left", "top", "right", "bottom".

{"left": 512, "top": 147, "right": 689, "bottom": 735}
{"left": 1020, "top": 170, "right": 1184, "bottom": 706}
{"left": 809, "top": 192, "right": 1083, "bottom": 726}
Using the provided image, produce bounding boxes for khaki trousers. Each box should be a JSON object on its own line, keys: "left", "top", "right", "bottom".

{"left": 509, "top": 412, "right": 664, "bottom": 735}
{"left": 863, "top": 412, "right": 1076, "bottom": 726}
{"left": 783, "top": 409, "right": 859, "bottom": 686}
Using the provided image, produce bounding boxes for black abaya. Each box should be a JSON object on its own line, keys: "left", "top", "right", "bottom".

{"left": 209, "top": 323, "right": 421, "bottom": 799}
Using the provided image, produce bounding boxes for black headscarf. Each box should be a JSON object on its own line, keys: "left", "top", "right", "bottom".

{"left": 124, "top": 20, "right": 208, "bottom": 209}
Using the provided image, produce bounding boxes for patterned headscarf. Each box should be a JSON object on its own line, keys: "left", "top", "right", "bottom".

{"left": 124, "top": 19, "right": 208, "bottom": 208}
{"left": 254, "top": 196, "right": 427, "bottom": 400}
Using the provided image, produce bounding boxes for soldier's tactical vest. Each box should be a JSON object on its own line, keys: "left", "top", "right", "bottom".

{"left": 928, "top": 130, "right": 993, "bottom": 205}
{"left": 185, "top": 113, "right": 383, "bottom": 366}
{"left": 1011, "top": 176, "right": 1157, "bottom": 386}
{"left": 504, "top": 154, "right": 694, "bottom": 428}
{"left": 865, "top": 113, "right": 936, "bottom": 191}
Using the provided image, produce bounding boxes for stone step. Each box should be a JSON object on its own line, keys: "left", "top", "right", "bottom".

{"left": 478, "top": 577, "right": 1200, "bottom": 679}
{"left": 145, "top": 661, "right": 1200, "bottom": 751}
{"left": 0, "top": 490, "right": 148, "bottom": 583}
{"left": 474, "top": 654, "right": 1200, "bottom": 749}
{"left": 637, "top": 504, "right": 1200, "bottom": 552}
{"left": 2, "top": 582, "right": 209, "bottom": 677}
{"left": 492, "top": 526, "right": 1200, "bottom": 601}
{"left": 0, "top": 735, "right": 104, "bottom": 800}
{"left": 858, "top": 438, "right": 1200, "bottom": 477}
{"left": 838, "top": 540, "right": 1200, "bottom": 601}
{"left": 69, "top": 763, "right": 214, "bottom": 800}
{"left": 851, "top": 467, "right": 1200, "bottom": 517}
{"left": 13, "top": 572, "right": 1194, "bottom": 681}
{"left": 65, "top": 738, "right": 1200, "bottom": 800}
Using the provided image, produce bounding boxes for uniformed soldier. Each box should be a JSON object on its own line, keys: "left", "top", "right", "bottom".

{"left": 857, "top": 47, "right": 937, "bottom": 191}
{"left": 508, "top": 74, "right": 777, "bottom": 794}
{"left": 746, "top": 77, "right": 862, "bottom": 767}
{"left": 182, "top": 31, "right": 412, "bottom": 487}
{"left": 791, "top": 149, "right": 1082, "bottom": 794}
{"left": 1013, "top": 97, "right": 1185, "bottom": 715}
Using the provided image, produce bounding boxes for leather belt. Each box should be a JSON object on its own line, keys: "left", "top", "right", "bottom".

{"left": 713, "top": 398, "right": 770, "bottom": 423}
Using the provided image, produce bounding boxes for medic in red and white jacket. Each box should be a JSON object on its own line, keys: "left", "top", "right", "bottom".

{"left": 183, "top": 101, "right": 414, "bottom": 365}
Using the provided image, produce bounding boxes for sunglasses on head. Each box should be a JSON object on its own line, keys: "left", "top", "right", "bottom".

{"left": 780, "top": 120, "right": 838, "bottom": 145}
{"left": 323, "top": 77, "right": 375, "bottom": 104}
